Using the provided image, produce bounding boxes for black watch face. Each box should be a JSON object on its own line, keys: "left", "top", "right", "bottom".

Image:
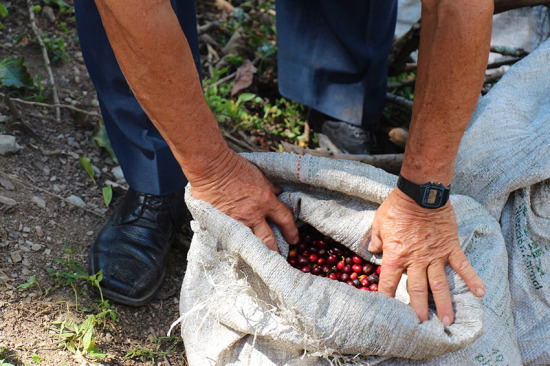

{"left": 423, "top": 187, "right": 444, "bottom": 207}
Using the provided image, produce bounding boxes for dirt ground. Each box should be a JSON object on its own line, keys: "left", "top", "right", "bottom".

{"left": 0, "top": 2, "right": 193, "bottom": 365}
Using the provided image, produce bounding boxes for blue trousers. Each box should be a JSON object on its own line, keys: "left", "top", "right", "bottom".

{"left": 74, "top": 0, "right": 396, "bottom": 195}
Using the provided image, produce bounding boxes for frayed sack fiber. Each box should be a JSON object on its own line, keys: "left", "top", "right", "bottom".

{"left": 453, "top": 38, "right": 550, "bottom": 365}
{"left": 179, "top": 152, "right": 520, "bottom": 365}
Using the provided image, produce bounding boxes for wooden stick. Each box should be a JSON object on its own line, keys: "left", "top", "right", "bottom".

{"left": 280, "top": 141, "right": 403, "bottom": 174}
{"left": 388, "top": 0, "right": 548, "bottom": 75}
{"left": 486, "top": 57, "right": 523, "bottom": 69}
{"left": 386, "top": 92, "right": 414, "bottom": 110}
{"left": 490, "top": 45, "right": 529, "bottom": 57}
{"left": 26, "top": 0, "right": 61, "bottom": 123}
{"left": 388, "top": 20, "right": 421, "bottom": 76}
{"left": 0, "top": 92, "right": 102, "bottom": 117}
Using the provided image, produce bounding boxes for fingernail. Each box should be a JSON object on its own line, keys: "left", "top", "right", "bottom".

{"left": 442, "top": 316, "right": 452, "bottom": 326}
{"left": 475, "top": 287, "right": 485, "bottom": 297}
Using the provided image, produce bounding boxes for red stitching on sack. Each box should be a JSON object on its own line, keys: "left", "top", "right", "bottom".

{"left": 296, "top": 155, "right": 302, "bottom": 183}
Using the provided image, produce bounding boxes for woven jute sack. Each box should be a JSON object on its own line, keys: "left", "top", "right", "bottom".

{"left": 178, "top": 153, "right": 520, "bottom": 365}
{"left": 453, "top": 38, "right": 550, "bottom": 365}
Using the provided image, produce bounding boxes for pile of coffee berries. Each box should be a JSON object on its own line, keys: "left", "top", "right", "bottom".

{"left": 287, "top": 225, "right": 381, "bottom": 291}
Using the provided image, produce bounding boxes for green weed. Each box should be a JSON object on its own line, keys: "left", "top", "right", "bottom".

{"left": 124, "top": 337, "right": 184, "bottom": 364}
{"left": 46, "top": 240, "right": 119, "bottom": 360}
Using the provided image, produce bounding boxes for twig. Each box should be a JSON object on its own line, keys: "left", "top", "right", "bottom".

{"left": 280, "top": 142, "right": 403, "bottom": 174}
{"left": 198, "top": 20, "right": 221, "bottom": 35}
{"left": 204, "top": 71, "right": 237, "bottom": 90}
{"left": 0, "top": 43, "right": 19, "bottom": 55}
{"left": 0, "top": 92, "right": 102, "bottom": 117}
{"left": 0, "top": 169, "right": 105, "bottom": 218}
{"left": 388, "top": 20, "right": 421, "bottom": 76}
{"left": 486, "top": 57, "right": 523, "bottom": 69}
{"left": 164, "top": 356, "right": 172, "bottom": 366}
{"left": 222, "top": 130, "right": 258, "bottom": 152}
{"left": 26, "top": 0, "right": 61, "bottom": 123}
{"left": 490, "top": 45, "right": 529, "bottom": 57}
{"left": 2, "top": 92, "right": 43, "bottom": 141}
{"left": 386, "top": 92, "right": 414, "bottom": 110}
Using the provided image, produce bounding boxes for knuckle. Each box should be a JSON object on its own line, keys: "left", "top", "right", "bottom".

{"left": 429, "top": 278, "right": 448, "bottom": 293}
{"left": 408, "top": 283, "right": 428, "bottom": 296}
{"left": 454, "top": 257, "right": 472, "bottom": 275}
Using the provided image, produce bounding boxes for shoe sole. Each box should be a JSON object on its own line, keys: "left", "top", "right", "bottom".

{"left": 88, "top": 228, "right": 188, "bottom": 307}
{"left": 98, "top": 268, "right": 167, "bottom": 307}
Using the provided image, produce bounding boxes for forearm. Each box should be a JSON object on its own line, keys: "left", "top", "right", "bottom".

{"left": 94, "top": 0, "right": 229, "bottom": 183}
{"left": 401, "top": 0, "right": 493, "bottom": 185}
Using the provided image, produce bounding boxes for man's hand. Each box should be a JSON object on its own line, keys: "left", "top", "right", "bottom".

{"left": 369, "top": 188, "right": 485, "bottom": 325}
{"left": 190, "top": 149, "right": 299, "bottom": 251}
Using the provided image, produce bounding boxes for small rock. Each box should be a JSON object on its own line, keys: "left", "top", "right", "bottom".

{"left": 53, "top": 184, "right": 61, "bottom": 192}
{"left": 66, "top": 195, "right": 86, "bottom": 207}
{"left": 44, "top": 248, "right": 51, "bottom": 256}
{"left": 31, "top": 196, "right": 47, "bottom": 209}
{"left": 0, "top": 177, "right": 15, "bottom": 190}
{"left": 86, "top": 231, "right": 94, "bottom": 236}
{"left": 0, "top": 135, "right": 21, "bottom": 155}
{"left": 10, "top": 251, "right": 22, "bottom": 263}
{"left": 0, "top": 195, "right": 17, "bottom": 207}
{"left": 20, "top": 245, "right": 30, "bottom": 253}
{"left": 31, "top": 243, "right": 43, "bottom": 252}
{"left": 41, "top": 5, "right": 56, "bottom": 23}
{"left": 35, "top": 226, "right": 43, "bottom": 237}
{"left": 50, "top": 175, "right": 57, "bottom": 182}
{"left": 112, "top": 166, "right": 125, "bottom": 181}
{"left": 21, "top": 268, "right": 31, "bottom": 276}
{"left": 23, "top": 227, "right": 31, "bottom": 233}
{"left": 22, "top": 258, "right": 31, "bottom": 267}
{"left": 43, "top": 167, "right": 51, "bottom": 176}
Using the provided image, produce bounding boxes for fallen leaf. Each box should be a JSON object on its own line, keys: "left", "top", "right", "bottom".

{"left": 231, "top": 59, "right": 257, "bottom": 97}
{"left": 215, "top": 0, "right": 234, "bottom": 13}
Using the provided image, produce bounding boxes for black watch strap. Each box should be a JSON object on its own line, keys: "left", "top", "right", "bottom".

{"left": 397, "top": 175, "right": 450, "bottom": 209}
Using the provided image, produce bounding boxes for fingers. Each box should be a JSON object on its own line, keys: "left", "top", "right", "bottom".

{"left": 407, "top": 268, "right": 430, "bottom": 322}
{"left": 252, "top": 220, "right": 279, "bottom": 253}
{"left": 449, "top": 249, "right": 486, "bottom": 297}
{"left": 368, "top": 232, "right": 383, "bottom": 253}
{"left": 427, "top": 262, "right": 454, "bottom": 325}
{"left": 266, "top": 197, "right": 299, "bottom": 245}
{"left": 378, "top": 256, "right": 404, "bottom": 298}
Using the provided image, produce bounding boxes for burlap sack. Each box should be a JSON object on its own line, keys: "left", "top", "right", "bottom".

{"left": 178, "top": 153, "right": 520, "bottom": 365}
{"left": 453, "top": 38, "right": 550, "bottom": 365}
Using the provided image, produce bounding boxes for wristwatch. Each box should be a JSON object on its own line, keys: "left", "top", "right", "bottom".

{"left": 396, "top": 174, "right": 450, "bottom": 209}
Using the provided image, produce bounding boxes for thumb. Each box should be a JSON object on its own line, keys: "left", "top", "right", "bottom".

{"left": 369, "top": 231, "right": 383, "bottom": 253}
{"left": 253, "top": 220, "right": 279, "bottom": 253}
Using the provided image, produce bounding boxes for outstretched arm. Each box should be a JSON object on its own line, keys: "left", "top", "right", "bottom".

{"left": 94, "top": 0, "right": 299, "bottom": 249}
{"left": 370, "top": 0, "right": 493, "bottom": 324}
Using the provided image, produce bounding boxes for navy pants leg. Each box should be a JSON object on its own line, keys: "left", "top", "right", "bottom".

{"left": 276, "top": 0, "right": 397, "bottom": 128}
{"left": 74, "top": 0, "right": 201, "bottom": 195}
{"left": 75, "top": 1, "right": 395, "bottom": 196}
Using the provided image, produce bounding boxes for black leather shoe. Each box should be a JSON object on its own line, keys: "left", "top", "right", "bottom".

{"left": 307, "top": 109, "right": 377, "bottom": 155}
{"left": 89, "top": 187, "right": 191, "bottom": 306}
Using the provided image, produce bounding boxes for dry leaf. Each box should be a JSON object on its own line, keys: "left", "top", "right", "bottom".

{"left": 215, "top": 0, "right": 234, "bottom": 13}
{"left": 231, "top": 59, "right": 257, "bottom": 97}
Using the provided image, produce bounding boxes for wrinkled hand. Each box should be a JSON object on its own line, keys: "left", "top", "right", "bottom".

{"left": 369, "top": 188, "right": 485, "bottom": 325}
{"left": 190, "top": 150, "right": 299, "bottom": 251}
